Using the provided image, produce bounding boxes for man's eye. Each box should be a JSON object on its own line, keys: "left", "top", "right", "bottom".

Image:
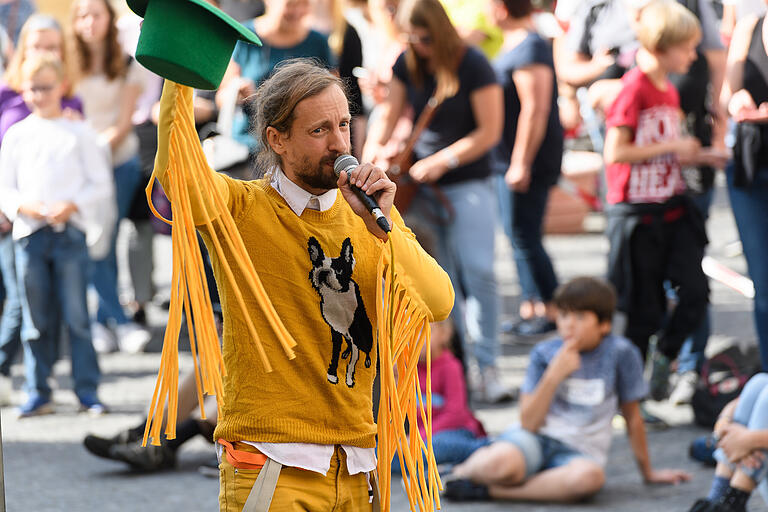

{"left": 340, "top": 121, "right": 349, "bottom": 128}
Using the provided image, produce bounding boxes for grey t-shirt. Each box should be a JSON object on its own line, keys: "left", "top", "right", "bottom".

{"left": 521, "top": 334, "right": 647, "bottom": 466}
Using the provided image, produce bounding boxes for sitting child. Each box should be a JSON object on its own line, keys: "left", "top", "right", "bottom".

{"left": 393, "top": 319, "right": 488, "bottom": 475}
{"left": 690, "top": 373, "right": 768, "bottom": 512}
{"left": 444, "top": 277, "right": 689, "bottom": 502}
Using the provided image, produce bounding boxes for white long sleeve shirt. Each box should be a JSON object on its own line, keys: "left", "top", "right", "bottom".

{"left": 0, "top": 114, "right": 114, "bottom": 244}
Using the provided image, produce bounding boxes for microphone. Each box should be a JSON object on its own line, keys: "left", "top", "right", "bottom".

{"left": 333, "top": 155, "right": 391, "bottom": 233}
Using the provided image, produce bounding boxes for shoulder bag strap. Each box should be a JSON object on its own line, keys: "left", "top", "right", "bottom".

{"left": 389, "top": 96, "right": 441, "bottom": 175}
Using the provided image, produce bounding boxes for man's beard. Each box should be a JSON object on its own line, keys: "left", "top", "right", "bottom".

{"left": 294, "top": 154, "right": 340, "bottom": 190}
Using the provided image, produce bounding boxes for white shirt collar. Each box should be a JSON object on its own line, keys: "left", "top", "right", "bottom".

{"left": 270, "top": 167, "right": 337, "bottom": 216}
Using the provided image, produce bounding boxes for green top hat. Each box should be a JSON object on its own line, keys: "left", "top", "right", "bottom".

{"left": 126, "top": 0, "right": 261, "bottom": 90}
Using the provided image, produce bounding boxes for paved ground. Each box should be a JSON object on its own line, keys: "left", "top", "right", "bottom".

{"left": 2, "top": 176, "right": 766, "bottom": 511}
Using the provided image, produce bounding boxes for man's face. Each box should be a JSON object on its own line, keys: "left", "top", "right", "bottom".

{"left": 271, "top": 84, "right": 351, "bottom": 193}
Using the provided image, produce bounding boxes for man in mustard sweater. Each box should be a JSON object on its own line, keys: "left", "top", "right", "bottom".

{"left": 156, "top": 59, "right": 454, "bottom": 511}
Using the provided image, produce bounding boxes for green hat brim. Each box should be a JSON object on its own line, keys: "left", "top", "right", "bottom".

{"left": 126, "top": 0, "right": 261, "bottom": 89}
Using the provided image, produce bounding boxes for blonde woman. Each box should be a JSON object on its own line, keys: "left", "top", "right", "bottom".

{"left": 71, "top": 0, "right": 150, "bottom": 354}
{"left": 363, "top": 0, "right": 510, "bottom": 403}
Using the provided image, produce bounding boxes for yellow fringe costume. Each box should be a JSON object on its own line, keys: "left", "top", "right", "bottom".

{"left": 144, "top": 80, "right": 454, "bottom": 511}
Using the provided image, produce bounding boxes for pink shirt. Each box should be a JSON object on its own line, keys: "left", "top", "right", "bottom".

{"left": 417, "top": 351, "right": 485, "bottom": 439}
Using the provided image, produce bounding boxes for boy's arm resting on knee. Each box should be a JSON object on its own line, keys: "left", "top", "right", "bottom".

{"left": 621, "top": 401, "right": 691, "bottom": 485}
{"left": 153, "top": 80, "right": 230, "bottom": 225}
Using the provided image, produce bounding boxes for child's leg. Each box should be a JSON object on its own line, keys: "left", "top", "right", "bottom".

{"left": 658, "top": 218, "right": 708, "bottom": 359}
{"left": 452, "top": 441, "right": 531, "bottom": 487}
{"left": 53, "top": 227, "right": 100, "bottom": 400}
{"left": 623, "top": 223, "right": 667, "bottom": 359}
{"left": 488, "top": 458, "right": 605, "bottom": 503}
{"left": 453, "top": 427, "right": 542, "bottom": 486}
{"left": 14, "top": 231, "right": 55, "bottom": 399}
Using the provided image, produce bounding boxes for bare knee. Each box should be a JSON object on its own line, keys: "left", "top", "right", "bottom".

{"left": 563, "top": 461, "right": 605, "bottom": 500}
{"left": 462, "top": 443, "right": 527, "bottom": 485}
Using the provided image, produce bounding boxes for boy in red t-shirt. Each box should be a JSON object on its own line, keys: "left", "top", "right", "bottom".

{"left": 603, "top": 1, "right": 715, "bottom": 401}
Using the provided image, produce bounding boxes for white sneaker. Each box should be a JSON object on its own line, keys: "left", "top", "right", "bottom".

{"left": 480, "top": 366, "right": 516, "bottom": 404}
{"left": 669, "top": 370, "right": 698, "bottom": 406}
{"left": 115, "top": 322, "right": 152, "bottom": 354}
{"left": 91, "top": 322, "right": 118, "bottom": 354}
{"left": 0, "top": 375, "right": 12, "bottom": 406}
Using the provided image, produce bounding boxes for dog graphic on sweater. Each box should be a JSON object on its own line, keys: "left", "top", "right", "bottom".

{"left": 308, "top": 236, "right": 373, "bottom": 387}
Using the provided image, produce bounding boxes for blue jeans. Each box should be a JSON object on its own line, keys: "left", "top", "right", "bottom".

{"left": 714, "top": 373, "right": 768, "bottom": 484}
{"left": 390, "top": 429, "right": 489, "bottom": 474}
{"left": 677, "top": 188, "right": 715, "bottom": 374}
{"left": 496, "top": 175, "right": 558, "bottom": 302}
{"left": 90, "top": 156, "right": 143, "bottom": 326}
{"left": 16, "top": 226, "right": 99, "bottom": 399}
{"left": 726, "top": 163, "right": 768, "bottom": 370}
{"left": 406, "top": 178, "right": 500, "bottom": 369}
{"left": 0, "top": 234, "right": 22, "bottom": 376}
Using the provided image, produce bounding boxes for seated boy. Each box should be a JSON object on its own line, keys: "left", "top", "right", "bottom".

{"left": 444, "top": 277, "right": 689, "bottom": 502}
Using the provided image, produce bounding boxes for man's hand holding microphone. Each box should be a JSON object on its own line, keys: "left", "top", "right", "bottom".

{"left": 334, "top": 155, "right": 395, "bottom": 241}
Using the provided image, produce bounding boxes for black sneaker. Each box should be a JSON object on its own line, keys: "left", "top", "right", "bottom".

{"left": 83, "top": 428, "right": 143, "bottom": 460}
{"left": 108, "top": 442, "right": 176, "bottom": 472}
{"left": 443, "top": 477, "right": 490, "bottom": 502}
{"left": 689, "top": 499, "right": 715, "bottom": 512}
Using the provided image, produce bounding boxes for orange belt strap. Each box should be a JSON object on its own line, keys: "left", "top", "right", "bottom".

{"left": 218, "top": 439, "right": 269, "bottom": 470}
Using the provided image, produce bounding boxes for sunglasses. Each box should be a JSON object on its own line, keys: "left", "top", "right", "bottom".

{"left": 403, "top": 33, "right": 433, "bottom": 46}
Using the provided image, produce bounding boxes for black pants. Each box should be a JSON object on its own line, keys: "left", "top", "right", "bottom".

{"left": 624, "top": 216, "right": 708, "bottom": 360}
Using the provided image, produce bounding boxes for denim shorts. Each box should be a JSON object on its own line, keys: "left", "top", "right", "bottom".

{"left": 496, "top": 426, "right": 588, "bottom": 479}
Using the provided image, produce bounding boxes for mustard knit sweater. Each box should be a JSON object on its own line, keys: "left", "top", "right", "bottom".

{"left": 197, "top": 175, "right": 454, "bottom": 448}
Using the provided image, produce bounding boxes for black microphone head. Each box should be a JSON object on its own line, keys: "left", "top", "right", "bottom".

{"left": 333, "top": 154, "right": 359, "bottom": 177}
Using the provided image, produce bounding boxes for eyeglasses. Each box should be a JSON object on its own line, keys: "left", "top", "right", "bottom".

{"left": 26, "top": 84, "right": 56, "bottom": 94}
{"left": 403, "top": 33, "right": 433, "bottom": 46}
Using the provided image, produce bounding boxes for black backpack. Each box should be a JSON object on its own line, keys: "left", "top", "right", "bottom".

{"left": 691, "top": 343, "right": 762, "bottom": 428}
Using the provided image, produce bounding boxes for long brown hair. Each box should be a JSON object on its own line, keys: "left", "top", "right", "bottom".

{"left": 397, "top": 0, "right": 463, "bottom": 102}
{"left": 4, "top": 15, "right": 76, "bottom": 96}
{"left": 70, "top": 0, "right": 126, "bottom": 81}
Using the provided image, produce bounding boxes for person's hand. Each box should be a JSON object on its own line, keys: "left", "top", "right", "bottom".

{"left": 337, "top": 163, "right": 395, "bottom": 241}
{"left": 236, "top": 78, "right": 256, "bottom": 104}
{"left": 729, "top": 89, "right": 757, "bottom": 120}
{"left": 547, "top": 339, "right": 581, "bottom": 381}
{"left": 505, "top": 162, "right": 531, "bottom": 193}
{"left": 47, "top": 201, "right": 77, "bottom": 224}
{"left": 718, "top": 422, "right": 756, "bottom": 462}
{"left": 714, "top": 415, "right": 732, "bottom": 440}
{"left": 644, "top": 468, "right": 691, "bottom": 485}
{"left": 734, "top": 102, "right": 768, "bottom": 123}
{"left": 591, "top": 48, "right": 616, "bottom": 76}
{"left": 740, "top": 451, "right": 766, "bottom": 470}
{"left": 62, "top": 107, "right": 83, "bottom": 121}
{"left": 674, "top": 136, "right": 701, "bottom": 163}
{"left": 699, "top": 146, "right": 732, "bottom": 169}
{"left": 18, "top": 201, "right": 47, "bottom": 220}
{"left": 409, "top": 156, "right": 447, "bottom": 183}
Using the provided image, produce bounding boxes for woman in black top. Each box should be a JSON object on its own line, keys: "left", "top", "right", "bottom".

{"left": 721, "top": 10, "right": 768, "bottom": 377}
{"left": 363, "top": 0, "right": 511, "bottom": 403}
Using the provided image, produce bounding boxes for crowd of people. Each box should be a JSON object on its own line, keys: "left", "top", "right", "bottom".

{"left": 0, "top": 0, "right": 767, "bottom": 510}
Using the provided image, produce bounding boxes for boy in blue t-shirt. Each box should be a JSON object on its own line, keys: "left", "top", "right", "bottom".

{"left": 445, "top": 277, "right": 690, "bottom": 503}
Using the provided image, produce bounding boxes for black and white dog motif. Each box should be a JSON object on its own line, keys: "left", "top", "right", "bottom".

{"left": 308, "top": 236, "right": 373, "bottom": 387}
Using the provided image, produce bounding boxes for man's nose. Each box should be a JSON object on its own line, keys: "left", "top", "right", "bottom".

{"left": 328, "top": 127, "right": 347, "bottom": 153}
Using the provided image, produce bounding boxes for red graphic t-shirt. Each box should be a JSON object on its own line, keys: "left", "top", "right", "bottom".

{"left": 605, "top": 67, "right": 686, "bottom": 204}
